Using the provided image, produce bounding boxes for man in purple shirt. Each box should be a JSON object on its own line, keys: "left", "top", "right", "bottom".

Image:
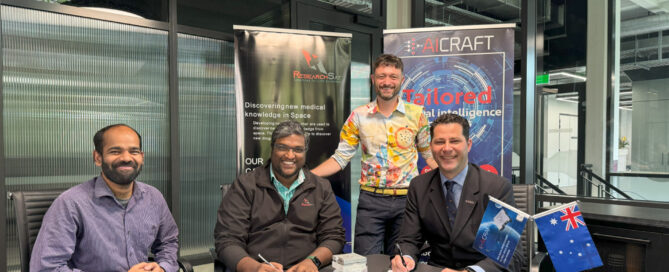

{"left": 30, "top": 124, "right": 179, "bottom": 272}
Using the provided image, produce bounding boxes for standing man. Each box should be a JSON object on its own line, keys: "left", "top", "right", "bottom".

{"left": 215, "top": 120, "right": 345, "bottom": 272}
{"left": 312, "top": 54, "right": 437, "bottom": 255}
{"left": 31, "top": 124, "right": 179, "bottom": 272}
{"left": 391, "top": 113, "right": 524, "bottom": 272}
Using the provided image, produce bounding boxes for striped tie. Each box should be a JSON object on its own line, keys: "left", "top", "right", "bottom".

{"left": 445, "top": 180, "right": 457, "bottom": 228}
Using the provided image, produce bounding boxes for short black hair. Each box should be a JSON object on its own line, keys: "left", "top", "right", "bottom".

{"left": 372, "top": 54, "right": 404, "bottom": 74}
{"left": 93, "top": 124, "right": 142, "bottom": 154}
{"left": 430, "top": 113, "right": 470, "bottom": 140}
{"left": 271, "top": 120, "right": 309, "bottom": 150}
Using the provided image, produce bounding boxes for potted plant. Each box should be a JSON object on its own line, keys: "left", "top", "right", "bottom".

{"left": 618, "top": 136, "right": 629, "bottom": 171}
{"left": 619, "top": 136, "right": 629, "bottom": 149}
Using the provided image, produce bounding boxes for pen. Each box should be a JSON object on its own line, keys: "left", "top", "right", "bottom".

{"left": 395, "top": 243, "right": 408, "bottom": 267}
{"left": 258, "top": 253, "right": 278, "bottom": 270}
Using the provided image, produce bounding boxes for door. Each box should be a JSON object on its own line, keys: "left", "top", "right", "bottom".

{"left": 558, "top": 113, "right": 578, "bottom": 193}
{"left": 542, "top": 93, "right": 579, "bottom": 194}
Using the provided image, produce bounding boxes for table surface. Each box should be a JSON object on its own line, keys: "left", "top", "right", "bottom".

{"left": 322, "top": 254, "right": 442, "bottom": 272}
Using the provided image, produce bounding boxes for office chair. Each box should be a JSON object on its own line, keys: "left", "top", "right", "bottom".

{"left": 213, "top": 183, "right": 233, "bottom": 272}
{"left": 10, "top": 189, "right": 193, "bottom": 272}
{"left": 512, "top": 184, "right": 536, "bottom": 272}
{"left": 10, "top": 190, "right": 64, "bottom": 272}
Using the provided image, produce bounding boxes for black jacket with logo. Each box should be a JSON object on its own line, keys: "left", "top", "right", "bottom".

{"left": 214, "top": 162, "right": 345, "bottom": 270}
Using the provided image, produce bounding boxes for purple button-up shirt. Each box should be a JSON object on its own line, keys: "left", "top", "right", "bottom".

{"left": 30, "top": 176, "right": 179, "bottom": 272}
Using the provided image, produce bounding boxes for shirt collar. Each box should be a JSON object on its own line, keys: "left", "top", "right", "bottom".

{"left": 439, "top": 164, "right": 469, "bottom": 187}
{"left": 93, "top": 175, "right": 144, "bottom": 200}
{"left": 269, "top": 166, "right": 305, "bottom": 189}
{"left": 367, "top": 97, "right": 406, "bottom": 115}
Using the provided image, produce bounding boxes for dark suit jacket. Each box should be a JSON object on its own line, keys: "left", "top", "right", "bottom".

{"left": 397, "top": 163, "right": 525, "bottom": 272}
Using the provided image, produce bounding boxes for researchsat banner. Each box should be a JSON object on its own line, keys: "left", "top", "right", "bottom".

{"left": 384, "top": 24, "right": 514, "bottom": 179}
{"left": 234, "top": 26, "right": 352, "bottom": 251}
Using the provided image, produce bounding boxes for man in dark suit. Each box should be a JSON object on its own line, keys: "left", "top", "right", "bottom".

{"left": 391, "top": 113, "right": 524, "bottom": 272}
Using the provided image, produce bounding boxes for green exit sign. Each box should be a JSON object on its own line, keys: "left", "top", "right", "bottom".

{"left": 536, "top": 74, "right": 550, "bottom": 84}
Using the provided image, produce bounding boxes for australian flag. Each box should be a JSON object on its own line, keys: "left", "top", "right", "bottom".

{"left": 534, "top": 202, "right": 603, "bottom": 272}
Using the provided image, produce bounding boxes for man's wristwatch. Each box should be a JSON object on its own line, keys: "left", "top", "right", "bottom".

{"left": 306, "top": 255, "right": 321, "bottom": 268}
{"left": 463, "top": 267, "right": 476, "bottom": 272}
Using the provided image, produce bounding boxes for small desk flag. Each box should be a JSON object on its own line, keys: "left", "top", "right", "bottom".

{"left": 534, "top": 202, "right": 603, "bottom": 272}
{"left": 473, "top": 196, "right": 529, "bottom": 268}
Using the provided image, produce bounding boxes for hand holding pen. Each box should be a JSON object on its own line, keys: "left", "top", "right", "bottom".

{"left": 391, "top": 243, "right": 416, "bottom": 272}
{"left": 396, "top": 243, "right": 408, "bottom": 267}
{"left": 258, "top": 254, "right": 283, "bottom": 272}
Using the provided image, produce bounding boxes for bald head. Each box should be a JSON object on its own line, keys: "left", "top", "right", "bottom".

{"left": 94, "top": 124, "right": 142, "bottom": 155}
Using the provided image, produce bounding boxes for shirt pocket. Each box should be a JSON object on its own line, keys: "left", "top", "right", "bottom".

{"left": 137, "top": 221, "right": 159, "bottom": 250}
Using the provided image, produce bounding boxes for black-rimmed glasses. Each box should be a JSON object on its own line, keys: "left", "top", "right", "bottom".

{"left": 274, "top": 144, "right": 306, "bottom": 154}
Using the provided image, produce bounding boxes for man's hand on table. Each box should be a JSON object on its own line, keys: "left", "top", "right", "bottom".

{"left": 286, "top": 258, "right": 318, "bottom": 272}
{"left": 440, "top": 268, "right": 465, "bottom": 272}
{"left": 257, "top": 262, "right": 283, "bottom": 272}
{"left": 128, "top": 262, "right": 164, "bottom": 272}
{"left": 391, "top": 255, "right": 415, "bottom": 272}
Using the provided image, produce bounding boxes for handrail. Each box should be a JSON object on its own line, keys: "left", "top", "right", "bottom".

{"left": 536, "top": 193, "right": 669, "bottom": 209}
{"left": 581, "top": 164, "right": 633, "bottom": 200}
{"left": 535, "top": 184, "right": 550, "bottom": 194}
{"left": 535, "top": 174, "right": 567, "bottom": 195}
{"left": 609, "top": 171, "right": 669, "bottom": 178}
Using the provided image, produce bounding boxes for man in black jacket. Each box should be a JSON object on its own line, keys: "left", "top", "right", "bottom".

{"left": 215, "top": 120, "right": 345, "bottom": 272}
{"left": 391, "top": 113, "right": 524, "bottom": 272}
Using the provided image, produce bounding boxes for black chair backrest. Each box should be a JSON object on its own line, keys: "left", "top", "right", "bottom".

{"left": 213, "top": 184, "right": 233, "bottom": 272}
{"left": 220, "top": 184, "right": 232, "bottom": 199}
{"left": 512, "top": 184, "right": 536, "bottom": 272}
{"left": 10, "top": 190, "right": 64, "bottom": 272}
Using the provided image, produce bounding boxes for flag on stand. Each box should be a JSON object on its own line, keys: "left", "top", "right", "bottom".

{"left": 534, "top": 202, "right": 602, "bottom": 272}
{"left": 473, "top": 196, "right": 529, "bottom": 268}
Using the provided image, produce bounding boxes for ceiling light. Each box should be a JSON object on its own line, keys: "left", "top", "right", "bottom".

{"left": 553, "top": 72, "right": 587, "bottom": 81}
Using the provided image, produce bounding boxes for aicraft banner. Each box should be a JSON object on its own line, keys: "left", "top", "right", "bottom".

{"left": 234, "top": 26, "right": 352, "bottom": 251}
{"left": 384, "top": 24, "right": 514, "bottom": 179}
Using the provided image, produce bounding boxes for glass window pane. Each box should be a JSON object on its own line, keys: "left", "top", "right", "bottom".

{"left": 316, "top": 0, "right": 372, "bottom": 15}
{"left": 535, "top": 0, "right": 586, "bottom": 196}
{"left": 3, "top": 6, "right": 169, "bottom": 271}
{"left": 177, "top": 33, "right": 236, "bottom": 256}
{"left": 177, "top": 0, "right": 289, "bottom": 34}
{"left": 23, "top": 0, "right": 168, "bottom": 21}
{"left": 425, "top": 0, "right": 517, "bottom": 26}
{"left": 610, "top": 176, "right": 669, "bottom": 202}
{"left": 610, "top": 0, "right": 669, "bottom": 202}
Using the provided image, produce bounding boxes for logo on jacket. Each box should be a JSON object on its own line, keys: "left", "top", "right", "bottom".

{"left": 301, "top": 197, "right": 313, "bottom": 207}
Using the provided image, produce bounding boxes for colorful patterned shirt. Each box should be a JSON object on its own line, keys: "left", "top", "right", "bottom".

{"left": 270, "top": 167, "right": 305, "bottom": 214}
{"left": 331, "top": 99, "right": 432, "bottom": 188}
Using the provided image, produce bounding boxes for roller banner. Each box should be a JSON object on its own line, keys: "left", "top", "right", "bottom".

{"left": 234, "top": 26, "right": 352, "bottom": 251}
{"left": 384, "top": 24, "right": 514, "bottom": 179}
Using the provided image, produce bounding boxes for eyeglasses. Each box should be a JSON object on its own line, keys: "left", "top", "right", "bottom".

{"left": 274, "top": 144, "right": 306, "bottom": 154}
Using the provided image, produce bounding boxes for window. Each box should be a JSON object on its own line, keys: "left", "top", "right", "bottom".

{"left": 177, "top": 33, "right": 236, "bottom": 256}
{"left": 609, "top": 0, "right": 669, "bottom": 202}
{"left": 3, "top": 6, "right": 169, "bottom": 270}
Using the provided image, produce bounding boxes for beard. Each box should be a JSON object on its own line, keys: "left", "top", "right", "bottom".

{"left": 376, "top": 84, "right": 401, "bottom": 101}
{"left": 272, "top": 162, "right": 299, "bottom": 181}
{"left": 101, "top": 160, "right": 142, "bottom": 186}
